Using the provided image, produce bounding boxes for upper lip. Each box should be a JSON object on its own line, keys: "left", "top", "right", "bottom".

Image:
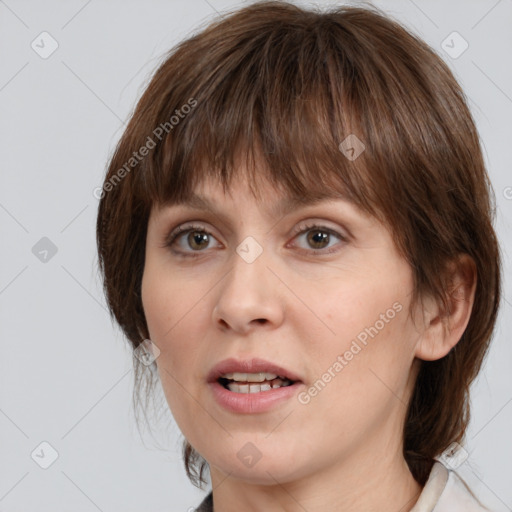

{"left": 207, "top": 357, "right": 303, "bottom": 383}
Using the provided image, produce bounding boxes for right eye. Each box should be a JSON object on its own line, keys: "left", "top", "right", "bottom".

{"left": 164, "top": 224, "right": 222, "bottom": 256}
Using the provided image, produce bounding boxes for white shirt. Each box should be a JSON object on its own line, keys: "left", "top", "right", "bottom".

{"left": 410, "top": 461, "right": 490, "bottom": 511}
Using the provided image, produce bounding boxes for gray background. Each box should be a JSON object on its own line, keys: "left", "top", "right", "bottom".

{"left": 0, "top": 0, "right": 511, "bottom": 510}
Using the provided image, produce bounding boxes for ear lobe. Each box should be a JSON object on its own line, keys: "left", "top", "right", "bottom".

{"left": 415, "top": 254, "right": 477, "bottom": 361}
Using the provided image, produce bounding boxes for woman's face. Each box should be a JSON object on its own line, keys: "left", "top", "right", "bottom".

{"left": 141, "top": 169, "right": 425, "bottom": 485}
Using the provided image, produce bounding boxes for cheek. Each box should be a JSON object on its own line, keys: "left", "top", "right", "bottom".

{"left": 142, "top": 263, "right": 203, "bottom": 342}
{"left": 304, "top": 271, "right": 415, "bottom": 396}
{"left": 141, "top": 266, "right": 210, "bottom": 402}
{"left": 315, "top": 275, "right": 403, "bottom": 348}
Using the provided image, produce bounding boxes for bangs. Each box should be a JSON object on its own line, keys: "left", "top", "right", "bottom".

{"left": 132, "top": 8, "right": 391, "bottom": 220}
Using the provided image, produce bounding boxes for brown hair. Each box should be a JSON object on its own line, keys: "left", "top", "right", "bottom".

{"left": 96, "top": 0, "right": 501, "bottom": 488}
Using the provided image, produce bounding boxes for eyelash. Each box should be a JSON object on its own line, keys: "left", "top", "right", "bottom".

{"left": 163, "top": 222, "right": 346, "bottom": 258}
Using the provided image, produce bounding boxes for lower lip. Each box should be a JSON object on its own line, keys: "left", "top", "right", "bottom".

{"left": 209, "top": 380, "right": 304, "bottom": 414}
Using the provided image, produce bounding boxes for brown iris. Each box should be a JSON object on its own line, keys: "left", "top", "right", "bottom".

{"left": 188, "top": 231, "right": 209, "bottom": 250}
{"left": 307, "top": 229, "right": 329, "bottom": 249}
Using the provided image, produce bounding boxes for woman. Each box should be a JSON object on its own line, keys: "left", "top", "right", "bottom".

{"left": 96, "top": 1, "right": 502, "bottom": 510}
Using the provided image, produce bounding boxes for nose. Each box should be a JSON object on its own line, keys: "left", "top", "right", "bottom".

{"left": 212, "top": 244, "right": 285, "bottom": 334}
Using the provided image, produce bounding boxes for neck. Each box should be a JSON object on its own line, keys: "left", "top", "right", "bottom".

{"left": 209, "top": 444, "right": 423, "bottom": 512}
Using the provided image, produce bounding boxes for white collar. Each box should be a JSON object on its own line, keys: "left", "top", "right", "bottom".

{"left": 410, "top": 462, "right": 449, "bottom": 511}
{"left": 411, "top": 461, "right": 488, "bottom": 511}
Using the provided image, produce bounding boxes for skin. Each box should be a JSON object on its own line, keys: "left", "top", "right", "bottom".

{"left": 141, "top": 165, "right": 476, "bottom": 512}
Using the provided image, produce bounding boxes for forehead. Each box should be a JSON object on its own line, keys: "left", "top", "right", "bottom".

{"left": 150, "top": 174, "right": 383, "bottom": 239}
{"left": 160, "top": 172, "right": 359, "bottom": 218}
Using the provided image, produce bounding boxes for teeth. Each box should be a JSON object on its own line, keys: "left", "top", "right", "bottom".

{"left": 222, "top": 372, "right": 279, "bottom": 382}
{"left": 226, "top": 379, "right": 291, "bottom": 393}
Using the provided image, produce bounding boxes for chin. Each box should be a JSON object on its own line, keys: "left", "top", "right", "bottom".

{"left": 207, "top": 443, "right": 311, "bottom": 485}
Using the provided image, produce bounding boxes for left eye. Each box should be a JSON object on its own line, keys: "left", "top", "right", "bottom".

{"left": 291, "top": 224, "right": 345, "bottom": 254}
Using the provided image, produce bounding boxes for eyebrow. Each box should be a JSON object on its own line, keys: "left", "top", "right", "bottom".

{"left": 170, "top": 191, "right": 355, "bottom": 219}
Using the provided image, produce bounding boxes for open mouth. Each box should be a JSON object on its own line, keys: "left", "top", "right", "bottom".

{"left": 218, "top": 372, "right": 296, "bottom": 393}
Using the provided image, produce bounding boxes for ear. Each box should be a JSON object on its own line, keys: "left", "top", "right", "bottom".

{"left": 414, "top": 254, "right": 477, "bottom": 361}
